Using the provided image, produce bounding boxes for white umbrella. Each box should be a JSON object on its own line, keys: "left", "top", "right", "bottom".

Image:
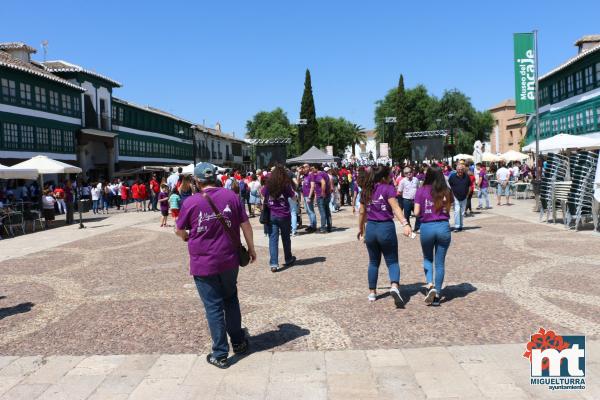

{"left": 11, "top": 155, "right": 81, "bottom": 174}
{"left": 481, "top": 152, "right": 502, "bottom": 162}
{"left": 501, "top": 150, "right": 529, "bottom": 162}
{"left": 452, "top": 154, "right": 474, "bottom": 161}
{"left": 0, "top": 163, "right": 38, "bottom": 180}
{"left": 522, "top": 133, "right": 600, "bottom": 154}
{"left": 181, "top": 163, "right": 195, "bottom": 175}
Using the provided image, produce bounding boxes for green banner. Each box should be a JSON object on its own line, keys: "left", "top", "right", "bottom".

{"left": 513, "top": 33, "right": 536, "bottom": 114}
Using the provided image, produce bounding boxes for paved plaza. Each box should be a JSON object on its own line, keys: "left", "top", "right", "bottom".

{"left": 0, "top": 201, "right": 599, "bottom": 399}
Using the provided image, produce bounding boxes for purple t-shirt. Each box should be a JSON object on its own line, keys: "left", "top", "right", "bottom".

{"left": 302, "top": 174, "right": 313, "bottom": 198}
{"left": 176, "top": 188, "right": 248, "bottom": 277}
{"left": 479, "top": 170, "right": 489, "bottom": 189}
{"left": 366, "top": 183, "right": 396, "bottom": 221}
{"left": 261, "top": 185, "right": 295, "bottom": 218}
{"left": 313, "top": 171, "right": 328, "bottom": 198}
{"left": 158, "top": 191, "right": 169, "bottom": 211}
{"left": 414, "top": 185, "right": 450, "bottom": 223}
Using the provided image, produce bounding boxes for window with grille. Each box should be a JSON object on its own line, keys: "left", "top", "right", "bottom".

{"left": 36, "top": 127, "right": 49, "bottom": 148}
{"left": 575, "top": 71, "right": 583, "bottom": 91}
{"left": 567, "top": 115, "right": 574, "bottom": 130}
{"left": 596, "top": 63, "right": 600, "bottom": 86}
{"left": 584, "top": 66, "right": 593, "bottom": 86}
{"left": 559, "top": 79, "right": 565, "bottom": 97}
{"left": 73, "top": 97, "right": 80, "bottom": 113}
{"left": 34, "top": 87, "right": 47, "bottom": 109}
{"left": 586, "top": 109, "right": 594, "bottom": 126}
{"left": 21, "top": 125, "right": 34, "bottom": 149}
{"left": 1, "top": 79, "right": 16, "bottom": 103}
{"left": 576, "top": 113, "right": 583, "bottom": 130}
{"left": 567, "top": 76, "right": 574, "bottom": 94}
{"left": 551, "top": 83, "right": 558, "bottom": 100}
{"left": 61, "top": 94, "right": 72, "bottom": 115}
{"left": 3, "top": 123, "right": 18, "bottom": 148}
{"left": 552, "top": 120, "right": 558, "bottom": 133}
{"left": 49, "top": 91, "right": 59, "bottom": 112}
{"left": 63, "top": 130, "right": 74, "bottom": 152}
{"left": 19, "top": 83, "right": 32, "bottom": 106}
{"left": 50, "top": 128, "right": 62, "bottom": 151}
{"left": 559, "top": 117, "right": 566, "bottom": 131}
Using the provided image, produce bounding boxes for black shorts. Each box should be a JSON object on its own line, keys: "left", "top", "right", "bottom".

{"left": 161, "top": 210, "right": 168, "bottom": 217}
{"left": 43, "top": 208, "right": 55, "bottom": 220}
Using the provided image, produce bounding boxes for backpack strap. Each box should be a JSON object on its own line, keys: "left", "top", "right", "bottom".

{"left": 200, "top": 190, "right": 240, "bottom": 249}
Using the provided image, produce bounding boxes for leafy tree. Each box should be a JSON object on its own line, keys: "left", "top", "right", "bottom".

{"left": 299, "top": 69, "right": 318, "bottom": 153}
{"left": 246, "top": 108, "right": 295, "bottom": 139}
{"left": 349, "top": 123, "right": 366, "bottom": 157}
{"left": 316, "top": 116, "right": 359, "bottom": 158}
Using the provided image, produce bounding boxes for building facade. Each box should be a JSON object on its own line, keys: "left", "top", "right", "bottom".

{"left": 526, "top": 35, "right": 600, "bottom": 144}
{"left": 344, "top": 129, "right": 378, "bottom": 162}
{"left": 489, "top": 99, "right": 526, "bottom": 154}
{"left": 0, "top": 42, "right": 250, "bottom": 179}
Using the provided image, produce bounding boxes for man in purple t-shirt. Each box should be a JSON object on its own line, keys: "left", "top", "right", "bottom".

{"left": 475, "top": 163, "right": 490, "bottom": 209}
{"left": 313, "top": 166, "right": 332, "bottom": 233}
{"left": 175, "top": 162, "right": 256, "bottom": 369}
{"left": 300, "top": 164, "right": 317, "bottom": 232}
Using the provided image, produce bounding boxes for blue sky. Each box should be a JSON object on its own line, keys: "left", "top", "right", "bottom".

{"left": 3, "top": 0, "right": 599, "bottom": 136}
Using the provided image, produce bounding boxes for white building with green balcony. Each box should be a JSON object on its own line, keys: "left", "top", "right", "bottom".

{"left": 527, "top": 35, "right": 600, "bottom": 144}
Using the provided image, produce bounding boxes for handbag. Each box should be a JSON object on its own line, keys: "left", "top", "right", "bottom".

{"left": 259, "top": 188, "right": 271, "bottom": 225}
{"left": 200, "top": 190, "right": 250, "bottom": 267}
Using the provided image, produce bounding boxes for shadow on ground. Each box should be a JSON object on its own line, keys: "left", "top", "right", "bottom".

{"left": 276, "top": 257, "right": 326, "bottom": 272}
{"left": 0, "top": 302, "right": 34, "bottom": 320}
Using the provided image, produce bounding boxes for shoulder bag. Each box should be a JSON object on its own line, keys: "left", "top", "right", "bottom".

{"left": 259, "top": 188, "right": 270, "bottom": 225}
{"left": 201, "top": 190, "right": 250, "bottom": 267}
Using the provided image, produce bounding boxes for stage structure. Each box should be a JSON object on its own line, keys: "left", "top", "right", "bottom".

{"left": 246, "top": 138, "right": 292, "bottom": 169}
{"left": 405, "top": 130, "right": 448, "bottom": 162}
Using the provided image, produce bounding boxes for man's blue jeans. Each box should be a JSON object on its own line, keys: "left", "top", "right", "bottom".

{"left": 419, "top": 221, "right": 451, "bottom": 293}
{"left": 364, "top": 220, "right": 400, "bottom": 290}
{"left": 288, "top": 198, "right": 298, "bottom": 234}
{"left": 478, "top": 187, "right": 490, "bottom": 208}
{"left": 317, "top": 196, "right": 332, "bottom": 231}
{"left": 193, "top": 268, "right": 244, "bottom": 359}
{"left": 401, "top": 198, "right": 421, "bottom": 231}
{"left": 269, "top": 216, "right": 293, "bottom": 266}
{"left": 453, "top": 197, "right": 467, "bottom": 229}
{"left": 303, "top": 197, "right": 316, "bottom": 229}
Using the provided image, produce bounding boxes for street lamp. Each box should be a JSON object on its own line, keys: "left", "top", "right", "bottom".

{"left": 296, "top": 119, "right": 307, "bottom": 153}
{"left": 383, "top": 117, "right": 396, "bottom": 160}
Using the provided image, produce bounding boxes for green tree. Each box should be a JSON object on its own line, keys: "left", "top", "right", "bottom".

{"left": 245, "top": 108, "right": 295, "bottom": 139}
{"left": 349, "top": 123, "right": 366, "bottom": 157}
{"left": 316, "top": 116, "right": 358, "bottom": 158}
{"left": 299, "top": 69, "right": 318, "bottom": 153}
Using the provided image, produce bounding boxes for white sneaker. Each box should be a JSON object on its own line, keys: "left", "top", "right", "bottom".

{"left": 424, "top": 288, "right": 437, "bottom": 305}
{"left": 390, "top": 287, "right": 405, "bottom": 308}
{"left": 367, "top": 293, "right": 376, "bottom": 302}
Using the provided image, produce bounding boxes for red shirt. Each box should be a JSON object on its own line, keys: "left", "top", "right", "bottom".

{"left": 120, "top": 185, "right": 128, "bottom": 200}
{"left": 53, "top": 188, "right": 65, "bottom": 199}
{"left": 150, "top": 179, "right": 160, "bottom": 194}
{"left": 469, "top": 174, "right": 475, "bottom": 190}
{"left": 138, "top": 184, "right": 147, "bottom": 199}
{"left": 131, "top": 184, "right": 139, "bottom": 199}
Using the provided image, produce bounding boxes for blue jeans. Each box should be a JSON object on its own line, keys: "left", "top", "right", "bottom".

{"left": 365, "top": 220, "right": 400, "bottom": 290}
{"left": 304, "top": 197, "right": 316, "bottom": 229}
{"left": 193, "top": 268, "right": 244, "bottom": 359}
{"left": 317, "top": 196, "right": 332, "bottom": 231}
{"left": 92, "top": 199, "right": 99, "bottom": 213}
{"left": 453, "top": 197, "right": 467, "bottom": 229}
{"left": 478, "top": 187, "right": 490, "bottom": 208}
{"left": 419, "top": 221, "right": 451, "bottom": 293}
{"left": 269, "top": 216, "right": 293, "bottom": 266}
{"left": 102, "top": 197, "right": 110, "bottom": 210}
{"left": 401, "top": 198, "right": 421, "bottom": 231}
{"left": 288, "top": 198, "right": 298, "bottom": 234}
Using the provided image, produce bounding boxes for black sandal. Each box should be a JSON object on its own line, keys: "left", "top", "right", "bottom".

{"left": 206, "top": 354, "right": 229, "bottom": 369}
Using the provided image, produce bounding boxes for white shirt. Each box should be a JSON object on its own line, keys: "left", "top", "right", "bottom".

{"left": 91, "top": 187, "right": 101, "bottom": 201}
{"left": 511, "top": 166, "right": 520, "bottom": 178}
{"left": 397, "top": 177, "right": 419, "bottom": 200}
{"left": 42, "top": 195, "right": 55, "bottom": 209}
{"left": 496, "top": 167, "right": 510, "bottom": 182}
{"left": 166, "top": 173, "right": 179, "bottom": 190}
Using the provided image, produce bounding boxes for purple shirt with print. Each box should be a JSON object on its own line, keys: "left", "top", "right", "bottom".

{"left": 313, "top": 171, "right": 327, "bottom": 198}
{"left": 176, "top": 188, "right": 248, "bottom": 277}
{"left": 414, "top": 185, "right": 450, "bottom": 223}
{"left": 479, "top": 170, "right": 489, "bottom": 189}
{"left": 302, "top": 173, "right": 313, "bottom": 198}
{"left": 158, "top": 191, "right": 169, "bottom": 211}
{"left": 261, "top": 185, "right": 295, "bottom": 218}
{"left": 366, "top": 183, "right": 396, "bottom": 221}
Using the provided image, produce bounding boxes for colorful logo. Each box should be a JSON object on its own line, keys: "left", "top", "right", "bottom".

{"left": 523, "top": 328, "right": 586, "bottom": 390}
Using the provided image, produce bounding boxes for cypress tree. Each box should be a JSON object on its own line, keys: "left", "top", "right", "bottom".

{"left": 395, "top": 74, "right": 412, "bottom": 162}
{"left": 299, "top": 69, "right": 318, "bottom": 153}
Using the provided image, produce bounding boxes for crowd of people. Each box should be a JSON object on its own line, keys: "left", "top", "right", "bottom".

{"left": 167, "top": 157, "right": 535, "bottom": 368}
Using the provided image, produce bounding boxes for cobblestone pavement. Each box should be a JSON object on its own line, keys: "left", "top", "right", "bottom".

{"left": 0, "top": 201, "right": 599, "bottom": 398}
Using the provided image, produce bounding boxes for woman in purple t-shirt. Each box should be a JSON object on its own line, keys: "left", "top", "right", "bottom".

{"left": 357, "top": 165, "right": 412, "bottom": 308}
{"left": 414, "top": 165, "right": 453, "bottom": 307}
{"left": 261, "top": 165, "right": 297, "bottom": 272}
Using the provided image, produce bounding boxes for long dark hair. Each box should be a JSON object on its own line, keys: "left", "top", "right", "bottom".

{"left": 423, "top": 165, "right": 452, "bottom": 212}
{"left": 266, "top": 165, "right": 291, "bottom": 198}
{"left": 360, "top": 165, "right": 390, "bottom": 205}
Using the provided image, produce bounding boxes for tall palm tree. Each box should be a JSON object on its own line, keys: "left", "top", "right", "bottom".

{"left": 349, "top": 124, "right": 366, "bottom": 157}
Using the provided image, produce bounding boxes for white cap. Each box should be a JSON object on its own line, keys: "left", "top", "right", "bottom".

{"left": 324, "top": 167, "right": 330, "bottom": 172}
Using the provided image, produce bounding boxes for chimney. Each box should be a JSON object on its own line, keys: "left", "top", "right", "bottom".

{"left": 215, "top": 122, "right": 222, "bottom": 132}
{"left": 0, "top": 42, "right": 37, "bottom": 63}
{"left": 575, "top": 35, "right": 600, "bottom": 54}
